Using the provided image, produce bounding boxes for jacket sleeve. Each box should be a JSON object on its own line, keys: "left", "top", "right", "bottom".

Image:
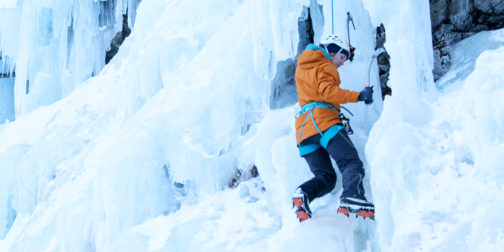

{"left": 317, "top": 64, "right": 360, "bottom": 104}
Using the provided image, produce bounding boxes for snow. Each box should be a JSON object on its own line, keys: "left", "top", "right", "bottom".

{"left": 0, "top": 0, "right": 503, "bottom": 251}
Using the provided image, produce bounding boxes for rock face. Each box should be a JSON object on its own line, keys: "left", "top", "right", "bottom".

{"left": 430, "top": 0, "right": 504, "bottom": 81}
{"left": 375, "top": 24, "right": 391, "bottom": 99}
{"left": 105, "top": 13, "right": 131, "bottom": 64}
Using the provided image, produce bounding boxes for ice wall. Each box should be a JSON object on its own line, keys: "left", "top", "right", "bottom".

{"left": 365, "top": 0, "right": 504, "bottom": 251}
{"left": 0, "top": 57, "right": 14, "bottom": 123}
{"left": 0, "top": 78, "right": 14, "bottom": 124}
{"left": 362, "top": 0, "right": 435, "bottom": 250}
{"left": 0, "top": 0, "right": 140, "bottom": 118}
{"left": 0, "top": 0, "right": 270, "bottom": 250}
{"left": 0, "top": 0, "right": 386, "bottom": 251}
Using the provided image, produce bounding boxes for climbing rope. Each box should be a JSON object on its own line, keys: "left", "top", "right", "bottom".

{"left": 331, "top": 0, "right": 334, "bottom": 34}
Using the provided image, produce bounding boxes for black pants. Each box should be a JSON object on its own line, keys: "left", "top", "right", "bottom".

{"left": 299, "top": 129, "right": 365, "bottom": 203}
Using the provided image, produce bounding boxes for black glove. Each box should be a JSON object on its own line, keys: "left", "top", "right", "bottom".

{"left": 358, "top": 86, "right": 373, "bottom": 105}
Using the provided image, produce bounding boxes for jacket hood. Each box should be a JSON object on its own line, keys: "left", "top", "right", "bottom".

{"left": 297, "top": 44, "right": 332, "bottom": 70}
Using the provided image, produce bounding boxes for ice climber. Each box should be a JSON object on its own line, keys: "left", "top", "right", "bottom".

{"left": 292, "top": 34, "right": 375, "bottom": 222}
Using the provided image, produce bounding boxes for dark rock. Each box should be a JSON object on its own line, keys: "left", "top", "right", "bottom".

{"left": 475, "top": 0, "right": 504, "bottom": 13}
{"left": 375, "top": 24, "right": 391, "bottom": 99}
{"left": 433, "top": 47, "right": 452, "bottom": 81}
{"left": 375, "top": 24, "right": 386, "bottom": 50}
{"left": 105, "top": 13, "right": 131, "bottom": 64}
{"left": 430, "top": 0, "right": 504, "bottom": 81}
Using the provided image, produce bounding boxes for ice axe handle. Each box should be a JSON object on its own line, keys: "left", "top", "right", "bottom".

{"left": 347, "top": 12, "right": 355, "bottom": 30}
{"left": 346, "top": 12, "right": 356, "bottom": 62}
{"left": 365, "top": 48, "right": 386, "bottom": 88}
{"left": 349, "top": 45, "right": 356, "bottom": 62}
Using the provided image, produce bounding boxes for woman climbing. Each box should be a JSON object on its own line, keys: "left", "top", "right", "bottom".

{"left": 292, "top": 34, "right": 375, "bottom": 222}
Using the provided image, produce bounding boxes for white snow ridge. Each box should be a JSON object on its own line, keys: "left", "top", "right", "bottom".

{"left": 1, "top": 0, "right": 503, "bottom": 251}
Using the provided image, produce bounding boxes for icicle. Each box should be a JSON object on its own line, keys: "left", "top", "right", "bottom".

{"left": 0, "top": 0, "right": 140, "bottom": 117}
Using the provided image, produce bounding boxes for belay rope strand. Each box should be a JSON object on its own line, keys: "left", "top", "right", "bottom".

{"left": 330, "top": 2, "right": 356, "bottom": 62}
{"left": 331, "top": 0, "right": 334, "bottom": 34}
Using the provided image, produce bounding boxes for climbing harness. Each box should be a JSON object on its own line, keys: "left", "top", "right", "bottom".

{"left": 296, "top": 102, "right": 353, "bottom": 156}
{"left": 346, "top": 12, "right": 356, "bottom": 62}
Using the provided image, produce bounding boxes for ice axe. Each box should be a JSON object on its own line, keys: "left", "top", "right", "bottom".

{"left": 365, "top": 48, "right": 388, "bottom": 88}
{"left": 362, "top": 48, "right": 389, "bottom": 106}
{"left": 346, "top": 12, "right": 356, "bottom": 62}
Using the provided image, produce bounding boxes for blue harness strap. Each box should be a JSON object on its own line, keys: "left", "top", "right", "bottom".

{"left": 296, "top": 102, "right": 349, "bottom": 156}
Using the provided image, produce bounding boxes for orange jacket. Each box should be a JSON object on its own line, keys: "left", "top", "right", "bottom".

{"left": 295, "top": 45, "right": 360, "bottom": 144}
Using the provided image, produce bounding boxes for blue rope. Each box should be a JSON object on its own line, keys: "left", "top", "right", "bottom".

{"left": 310, "top": 110, "right": 324, "bottom": 135}
{"left": 296, "top": 102, "right": 353, "bottom": 119}
{"left": 340, "top": 106, "right": 354, "bottom": 116}
{"left": 331, "top": 0, "right": 334, "bottom": 34}
{"left": 297, "top": 109, "right": 311, "bottom": 149}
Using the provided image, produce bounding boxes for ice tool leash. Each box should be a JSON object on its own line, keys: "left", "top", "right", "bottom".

{"left": 296, "top": 102, "right": 354, "bottom": 157}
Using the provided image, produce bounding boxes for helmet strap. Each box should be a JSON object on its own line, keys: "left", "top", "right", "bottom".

{"left": 322, "top": 44, "right": 329, "bottom": 53}
{"left": 322, "top": 44, "right": 340, "bottom": 56}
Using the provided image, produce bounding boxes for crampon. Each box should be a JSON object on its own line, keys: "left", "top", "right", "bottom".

{"left": 337, "top": 206, "right": 375, "bottom": 220}
{"left": 292, "top": 189, "right": 312, "bottom": 222}
{"left": 337, "top": 197, "right": 375, "bottom": 220}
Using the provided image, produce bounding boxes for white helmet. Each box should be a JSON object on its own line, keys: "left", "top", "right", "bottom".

{"left": 320, "top": 34, "right": 349, "bottom": 58}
